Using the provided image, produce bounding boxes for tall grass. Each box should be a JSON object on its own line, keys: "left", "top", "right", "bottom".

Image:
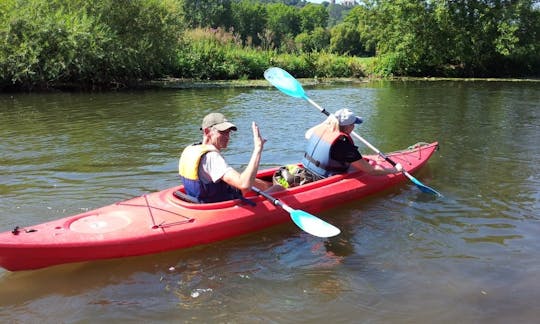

{"left": 176, "top": 28, "right": 372, "bottom": 81}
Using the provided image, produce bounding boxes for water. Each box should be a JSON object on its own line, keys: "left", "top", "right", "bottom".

{"left": 1, "top": 81, "right": 539, "bottom": 322}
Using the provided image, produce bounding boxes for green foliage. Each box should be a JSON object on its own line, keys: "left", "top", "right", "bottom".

{"left": 266, "top": 3, "right": 301, "bottom": 50}
{"left": 176, "top": 28, "right": 273, "bottom": 80}
{"left": 329, "top": 22, "right": 368, "bottom": 56}
{"left": 175, "top": 27, "right": 369, "bottom": 80}
{"left": 295, "top": 27, "right": 330, "bottom": 53}
{"left": 371, "top": 53, "right": 407, "bottom": 77}
{"left": 0, "top": 0, "right": 183, "bottom": 90}
{"left": 2, "top": 0, "right": 538, "bottom": 90}
{"left": 268, "top": 52, "right": 371, "bottom": 78}
{"left": 355, "top": 0, "right": 539, "bottom": 77}
{"left": 1, "top": 0, "right": 110, "bottom": 89}
{"left": 180, "top": 0, "right": 233, "bottom": 29}
{"left": 327, "top": 2, "right": 348, "bottom": 27}
{"left": 231, "top": 0, "right": 268, "bottom": 47}
{"left": 313, "top": 53, "right": 352, "bottom": 77}
{"left": 92, "top": 0, "right": 184, "bottom": 80}
{"left": 299, "top": 3, "right": 328, "bottom": 31}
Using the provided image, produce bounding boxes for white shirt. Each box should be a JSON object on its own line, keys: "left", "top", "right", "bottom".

{"left": 198, "top": 150, "right": 233, "bottom": 183}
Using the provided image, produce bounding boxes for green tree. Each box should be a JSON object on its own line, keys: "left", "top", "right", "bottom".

{"left": 231, "top": 0, "right": 267, "bottom": 47}
{"left": 329, "top": 22, "right": 367, "bottom": 56}
{"left": 295, "top": 27, "right": 330, "bottom": 52}
{"left": 361, "top": 0, "right": 440, "bottom": 75}
{"left": 88, "top": 0, "right": 183, "bottom": 80}
{"left": 432, "top": 0, "right": 539, "bottom": 76}
{"left": 327, "top": 2, "right": 348, "bottom": 27}
{"left": 0, "top": 0, "right": 183, "bottom": 90}
{"left": 265, "top": 3, "right": 301, "bottom": 50}
{"left": 0, "top": 0, "right": 115, "bottom": 88}
{"left": 355, "top": 0, "right": 539, "bottom": 76}
{"left": 299, "top": 3, "right": 328, "bottom": 32}
{"left": 181, "top": 0, "right": 233, "bottom": 28}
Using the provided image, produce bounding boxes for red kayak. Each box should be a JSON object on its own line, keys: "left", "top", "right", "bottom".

{"left": 0, "top": 142, "right": 438, "bottom": 271}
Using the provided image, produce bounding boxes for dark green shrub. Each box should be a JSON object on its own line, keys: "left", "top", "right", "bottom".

{"left": 0, "top": 0, "right": 183, "bottom": 90}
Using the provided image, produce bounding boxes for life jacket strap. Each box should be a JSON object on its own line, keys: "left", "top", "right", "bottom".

{"left": 303, "top": 152, "right": 347, "bottom": 172}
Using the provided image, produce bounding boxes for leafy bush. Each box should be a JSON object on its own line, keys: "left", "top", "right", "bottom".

{"left": 0, "top": 0, "right": 183, "bottom": 90}
{"left": 0, "top": 0, "right": 110, "bottom": 89}
{"left": 295, "top": 27, "right": 331, "bottom": 53}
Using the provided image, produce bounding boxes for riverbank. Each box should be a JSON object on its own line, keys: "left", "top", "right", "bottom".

{"left": 143, "top": 76, "right": 540, "bottom": 90}
{"left": 3, "top": 75, "right": 538, "bottom": 93}
{"left": 142, "top": 75, "right": 540, "bottom": 90}
{"left": 142, "top": 76, "right": 369, "bottom": 90}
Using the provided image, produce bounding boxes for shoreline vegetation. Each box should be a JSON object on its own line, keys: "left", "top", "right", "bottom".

{"left": 143, "top": 76, "right": 540, "bottom": 91}
{"left": 1, "top": 0, "right": 538, "bottom": 92}
{"left": 44, "top": 75, "right": 540, "bottom": 93}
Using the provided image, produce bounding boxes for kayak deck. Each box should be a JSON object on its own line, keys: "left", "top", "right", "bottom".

{"left": 0, "top": 142, "right": 439, "bottom": 271}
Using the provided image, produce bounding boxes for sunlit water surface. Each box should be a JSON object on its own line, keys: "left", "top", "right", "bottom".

{"left": 1, "top": 81, "right": 539, "bottom": 323}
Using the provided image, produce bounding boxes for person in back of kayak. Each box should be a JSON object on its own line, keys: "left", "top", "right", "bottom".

{"left": 179, "top": 112, "right": 279, "bottom": 203}
{"left": 302, "top": 108, "right": 403, "bottom": 179}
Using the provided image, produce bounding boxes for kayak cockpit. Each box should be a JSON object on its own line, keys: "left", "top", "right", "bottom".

{"left": 166, "top": 164, "right": 356, "bottom": 209}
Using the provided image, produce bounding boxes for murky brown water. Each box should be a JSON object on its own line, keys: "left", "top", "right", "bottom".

{"left": 1, "top": 81, "right": 539, "bottom": 322}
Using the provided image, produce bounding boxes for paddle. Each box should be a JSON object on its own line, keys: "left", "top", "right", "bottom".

{"left": 264, "top": 67, "right": 442, "bottom": 197}
{"left": 251, "top": 186, "right": 340, "bottom": 238}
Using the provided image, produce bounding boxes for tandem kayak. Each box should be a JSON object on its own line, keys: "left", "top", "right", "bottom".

{"left": 0, "top": 142, "right": 439, "bottom": 271}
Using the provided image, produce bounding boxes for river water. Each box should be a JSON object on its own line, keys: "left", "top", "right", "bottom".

{"left": 1, "top": 80, "right": 539, "bottom": 323}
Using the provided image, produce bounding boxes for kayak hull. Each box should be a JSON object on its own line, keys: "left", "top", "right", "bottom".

{"left": 0, "top": 142, "right": 438, "bottom": 271}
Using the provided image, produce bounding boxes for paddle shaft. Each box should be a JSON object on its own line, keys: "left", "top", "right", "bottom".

{"left": 251, "top": 186, "right": 292, "bottom": 213}
{"left": 251, "top": 185, "right": 340, "bottom": 237}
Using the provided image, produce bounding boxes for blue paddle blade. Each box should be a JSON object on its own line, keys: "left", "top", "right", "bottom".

{"left": 406, "top": 172, "right": 443, "bottom": 197}
{"left": 264, "top": 67, "right": 306, "bottom": 99}
{"left": 290, "top": 209, "right": 340, "bottom": 238}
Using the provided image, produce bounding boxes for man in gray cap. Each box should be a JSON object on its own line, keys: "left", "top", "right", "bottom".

{"left": 179, "top": 112, "right": 278, "bottom": 203}
{"left": 302, "top": 108, "right": 402, "bottom": 179}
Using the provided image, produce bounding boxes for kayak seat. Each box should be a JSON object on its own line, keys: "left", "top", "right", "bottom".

{"left": 173, "top": 190, "right": 200, "bottom": 204}
{"left": 174, "top": 189, "right": 257, "bottom": 207}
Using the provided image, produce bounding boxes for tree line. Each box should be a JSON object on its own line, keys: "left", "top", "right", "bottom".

{"left": 1, "top": 0, "right": 538, "bottom": 91}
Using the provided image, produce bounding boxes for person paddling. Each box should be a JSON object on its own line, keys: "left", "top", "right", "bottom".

{"left": 302, "top": 108, "right": 403, "bottom": 179}
{"left": 179, "top": 112, "right": 280, "bottom": 203}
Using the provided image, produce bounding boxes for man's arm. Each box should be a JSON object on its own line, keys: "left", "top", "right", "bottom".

{"left": 222, "top": 122, "right": 265, "bottom": 191}
{"left": 351, "top": 159, "right": 402, "bottom": 175}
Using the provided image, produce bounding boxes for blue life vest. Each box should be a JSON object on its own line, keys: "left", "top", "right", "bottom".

{"left": 302, "top": 125, "right": 352, "bottom": 178}
{"left": 179, "top": 144, "right": 240, "bottom": 203}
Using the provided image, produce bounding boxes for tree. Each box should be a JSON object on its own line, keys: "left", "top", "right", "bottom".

{"left": 181, "top": 0, "right": 233, "bottom": 29}
{"left": 330, "top": 22, "right": 366, "bottom": 56}
{"left": 296, "top": 27, "right": 330, "bottom": 52}
{"left": 0, "top": 0, "right": 184, "bottom": 89}
{"left": 299, "top": 3, "right": 328, "bottom": 32}
{"left": 265, "top": 3, "right": 301, "bottom": 50}
{"left": 433, "top": 0, "right": 540, "bottom": 76}
{"left": 327, "top": 2, "right": 348, "bottom": 27}
{"left": 231, "top": 0, "right": 268, "bottom": 46}
{"left": 353, "top": 0, "right": 539, "bottom": 76}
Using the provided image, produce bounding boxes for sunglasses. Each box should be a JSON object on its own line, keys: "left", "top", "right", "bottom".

{"left": 213, "top": 127, "right": 233, "bottom": 136}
